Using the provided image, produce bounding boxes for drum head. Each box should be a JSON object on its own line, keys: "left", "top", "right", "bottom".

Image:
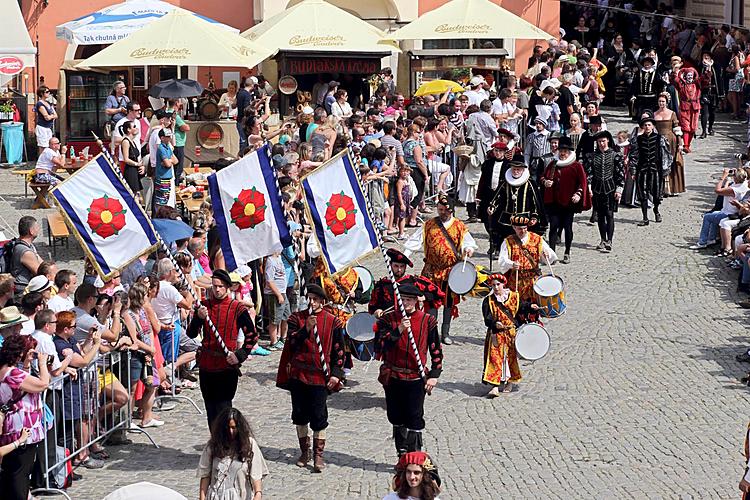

{"left": 353, "top": 266, "right": 373, "bottom": 292}
{"left": 196, "top": 122, "right": 224, "bottom": 149}
{"left": 533, "top": 275, "right": 564, "bottom": 297}
{"left": 198, "top": 100, "right": 221, "bottom": 120}
{"left": 515, "top": 323, "right": 550, "bottom": 361}
{"left": 448, "top": 262, "right": 477, "bottom": 295}
{"left": 346, "top": 313, "right": 376, "bottom": 341}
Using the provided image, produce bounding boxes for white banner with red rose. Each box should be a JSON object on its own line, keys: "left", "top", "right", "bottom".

{"left": 301, "top": 152, "right": 379, "bottom": 275}
{"left": 207, "top": 145, "right": 292, "bottom": 271}
{"left": 50, "top": 155, "right": 159, "bottom": 280}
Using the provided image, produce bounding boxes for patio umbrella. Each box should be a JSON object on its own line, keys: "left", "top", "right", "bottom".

{"left": 148, "top": 79, "right": 204, "bottom": 99}
{"left": 242, "top": 0, "right": 399, "bottom": 53}
{"left": 56, "top": 0, "right": 237, "bottom": 45}
{"left": 78, "top": 8, "right": 275, "bottom": 68}
{"left": 414, "top": 79, "right": 465, "bottom": 97}
{"left": 152, "top": 218, "right": 195, "bottom": 243}
{"left": 389, "top": 0, "right": 553, "bottom": 41}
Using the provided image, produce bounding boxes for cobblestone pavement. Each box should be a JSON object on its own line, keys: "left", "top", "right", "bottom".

{"left": 6, "top": 109, "right": 750, "bottom": 499}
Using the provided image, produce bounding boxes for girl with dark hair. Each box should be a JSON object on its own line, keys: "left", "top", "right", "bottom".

{"left": 384, "top": 451, "right": 442, "bottom": 500}
{"left": 120, "top": 120, "right": 144, "bottom": 197}
{"left": 0, "top": 333, "right": 49, "bottom": 499}
{"left": 198, "top": 407, "right": 268, "bottom": 500}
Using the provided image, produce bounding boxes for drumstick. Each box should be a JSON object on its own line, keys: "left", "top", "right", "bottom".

{"left": 461, "top": 254, "right": 468, "bottom": 272}
{"left": 515, "top": 265, "right": 519, "bottom": 292}
{"left": 543, "top": 252, "right": 555, "bottom": 278}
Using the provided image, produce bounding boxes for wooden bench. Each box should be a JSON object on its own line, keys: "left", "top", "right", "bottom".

{"left": 46, "top": 213, "right": 70, "bottom": 257}
{"left": 29, "top": 182, "right": 51, "bottom": 209}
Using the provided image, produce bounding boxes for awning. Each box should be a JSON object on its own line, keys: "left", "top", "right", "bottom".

{"left": 77, "top": 8, "right": 274, "bottom": 69}
{"left": 56, "top": 0, "right": 238, "bottom": 46}
{"left": 0, "top": 0, "right": 36, "bottom": 79}
{"left": 242, "top": 0, "right": 399, "bottom": 54}
{"left": 390, "top": 0, "right": 553, "bottom": 41}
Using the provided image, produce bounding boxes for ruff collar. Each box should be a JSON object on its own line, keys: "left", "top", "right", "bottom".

{"left": 505, "top": 168, "right": 530, "bottom": 187}
{"left": 554, "top": 153, "right": 576, "bottom": 167}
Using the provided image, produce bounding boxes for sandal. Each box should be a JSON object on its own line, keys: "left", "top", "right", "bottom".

{"left": 90, "top": 448, "right": 110, "bottom": 460}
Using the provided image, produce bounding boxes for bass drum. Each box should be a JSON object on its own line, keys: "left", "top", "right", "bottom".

{"left": 198, "top": 99, "right": 221, "bottom": 120}
{"left": 196, "top": 122, "right": 224, "bottom": 149}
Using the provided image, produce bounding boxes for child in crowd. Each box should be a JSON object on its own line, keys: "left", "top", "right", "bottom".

{"left": 394, "top": 165, "right": 413, "bottom": 240}
{"left": 263, "top": 252, "right": 290, "bottom": 351}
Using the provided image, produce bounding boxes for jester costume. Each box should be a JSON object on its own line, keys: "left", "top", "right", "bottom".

{"left": 186, "top": 269, "right": 258, "bottom": 428}
{"left": 673, "top": 67, "right": 701, "bottom": 152}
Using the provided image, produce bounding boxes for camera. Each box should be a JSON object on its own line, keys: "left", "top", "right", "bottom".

{"left": 735, "top": 153, "right": 749, "bottom": 161}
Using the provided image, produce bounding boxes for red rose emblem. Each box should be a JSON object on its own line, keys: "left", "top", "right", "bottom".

{"left": 229, "top": 187, "right": 266, "bottom": 230}
{"left": 87, "top": 195, "right": 127, "bottom": 239}
{"left": 324, "top": 191, "right": 357, "bottom": 236}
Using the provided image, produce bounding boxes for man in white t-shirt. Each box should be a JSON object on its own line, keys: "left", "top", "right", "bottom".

{"left": 111, "top": 102, "right": 142, "bottom": 161}
{"left": 34, "top": 137, "right": 65, "bottom": 184}
{"left": 690, "top": 169, "right": 749, "bottom": 249}
{"left": 152, "top": 258, "right": 193, "bottom": 366}
{"left": 148, "top": 110, "right": 174, "bottom": 172}
{"left": 32, "top": 309, "right": 73, "bottom": 390}
{"left": 463, "top": 76, "right": 487, "bottom": 107}
{"left": 46, "top": 270, "right": 77, "bottom": 313}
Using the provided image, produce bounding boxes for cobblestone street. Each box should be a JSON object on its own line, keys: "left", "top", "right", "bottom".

{"left": 6, "top": 109, "right": 750, "bottom": 498}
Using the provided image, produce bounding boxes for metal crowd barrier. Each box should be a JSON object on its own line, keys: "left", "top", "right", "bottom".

{"left": 31, "top": 350, "right": 157, "bottom": 499}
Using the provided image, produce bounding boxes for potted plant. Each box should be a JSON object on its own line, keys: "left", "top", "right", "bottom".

{"left": 0, "top": 100, "right": 13, "bottom": 121}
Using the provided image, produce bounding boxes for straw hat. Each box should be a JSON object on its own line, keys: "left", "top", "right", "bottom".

{"left": 0, "top": 306, "right": 28, "bottom": 329}
{"left": 453, "top": 145, "right": 474, "bottom": 157}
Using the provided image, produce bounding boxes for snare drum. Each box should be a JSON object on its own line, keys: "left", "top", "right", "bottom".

{"left": 447, "top": 261, "right": 477, "bottom": 295}
{"left": 533, "top": 275, "right": 566, "bottom": 318}
{"left": 345, "top": 312, "right": 377, "bottom": 361}
{"left": 514, "top": 323, "right": 550, "bottom": 361}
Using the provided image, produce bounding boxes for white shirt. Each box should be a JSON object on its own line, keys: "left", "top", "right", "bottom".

{"left": 47, "top": 294, "right": 74, "bottom": 313}
{"left": 151, "top": 280, "right": 183, "bottom": 324}
{"left": 32, "top": 330, "right": 64, "bottom": 390}
{"left": 726, "top": 34, "right": 736, "bottom": 50}
{"left": 463, "top": 89, "right": 485, "bottom": 107}
{"left": 497, "top": 232, "right": 558, "bottom": 274}
{"left": 661, "top": 16, "right": 675, "bottom": 31}
{"left": 403, "top": 217, "right": 478, "bottom": 258}
{"left": 20, "top": 319, "right": 34, "bottom": 336}
{"left": 112, "top": 116, "right": 141, "bottom": 161}
{"left": 723, "top": 181, "right": 749, "bottom": 214}
{"left": 149, "top": 125, "right": 163, "bottom": 170}
{"left": 330, "top": 100, "right": 352, "bottom": 118}
{"left": 36, "top": 148, "right": 60, "bottom": 173}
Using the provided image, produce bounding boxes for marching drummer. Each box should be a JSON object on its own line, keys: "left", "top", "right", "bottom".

{"left": 374, "top": 283, "right": 443, "bottom": 457}
{"left": 369, "top": 248, "right": 445, "bottom": 319}
{"left": 496, "top": 214, "right": 557, "bottom": 305}
{"left": 404, "top": 194, "right": 478, "bottom": 345}
{"left": 481, "top": 273, "right": 539, "bottom": 396}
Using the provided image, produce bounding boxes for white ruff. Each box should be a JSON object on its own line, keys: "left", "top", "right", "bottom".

{"left": 505, "top": 169, "right": 530, "bottom": 187}
{"left": 555, "top": 153, "right": 575, "bottom": 167}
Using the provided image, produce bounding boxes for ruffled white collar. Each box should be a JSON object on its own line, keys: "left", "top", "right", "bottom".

{"left": 505, "top": 168, "right": 530, "bottom": 187}
{"left": 554, "top": 153, "right": 575, "bottom": 167}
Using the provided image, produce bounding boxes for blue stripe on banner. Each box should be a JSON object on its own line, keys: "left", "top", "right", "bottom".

{"left": 96, "top": 156, "right": 158, "bottom": 245}
{"left": 259, "top": 145, "right": 293, "bottom": 248}
{"left": 342, "top": 154, "right": 378, "bottom": 248}
{"left": 207, "top": 170, "right": 238, "bottom": 271}
{"left": 52, "top": 190, "right": 111, "bottom": 275}
{"left": 303, "top": 177, "right": 336, "bottom": 273}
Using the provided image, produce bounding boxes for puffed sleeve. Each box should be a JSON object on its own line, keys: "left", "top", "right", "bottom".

{"left": 196, "top": 444, "right": 212, "bottom": 479}
{"left": 249, "top": 438, "right": 269, "bottom": 481}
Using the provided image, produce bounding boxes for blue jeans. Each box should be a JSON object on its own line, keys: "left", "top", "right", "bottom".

{"left": 158, "top": 319, "right": 181, "bottom": 363}
{"left": 697, "top": 211, "right": 729, "bottom": 245}
{"left": 742, "top": 254, "right": 750, "bottom": 285}
{"left": 236, "top": 120, "right": 247, "bottom": 155}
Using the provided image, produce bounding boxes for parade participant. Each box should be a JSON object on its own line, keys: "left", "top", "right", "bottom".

{"left": 496, "top": 215, "right": 557, "bottom": 302}
{"left": 486, "top": 154, "right": 546, "bottom": 250}
{"left": 698, "top": 50, "right": 720, "bottom": 138}
{"left": 585, "top": 131, "right": 625, "bottom": 252}
{"left": 575, "top": 115, "right": 603, "bottom": 161}
{"left": 496, "top": 128, "right": 520, "bottom": 157}
{"left": 629, "top": 113, "right": 672, "bottom": 226}
{"left": 630, "top": 56, "right": 664, "bottom": 118}
{"left": 187, "top": 269, "right": 258, "bottom": 428}
{"left": 404, "top": 195, "right": 477, "bottom": 345}
{"left": 523, "top": 117, "right": 551, "bottom": 184}
{"left": 368, "top": 248, "right": 444, "bottom": 319}
{"left": 277, "top": 284, "right": 345, "bottom": 473}
{"left": 673, "top": 66, "right": 701, "bottom": 153}
{"left": 477, "top": 141, "right": 510, "bottom": 256}
{"left": 481, "top": 274, "right": 538, "bottom": 396}
{"left": 540, "top": 137, "right": 588, "bottom": 263}
{"left": 383, "top": 451, "right": 442, "bottom": 500}
{"left": 374, "top": 284, "right": 442, "bottom": 457}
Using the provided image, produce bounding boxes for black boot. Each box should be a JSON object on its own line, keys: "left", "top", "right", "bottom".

{"left": 699, "top": 130, "right": 707, "bottom": 139}
{"left": 405, "top": 429, "right": 423, "bottom": 452}
{"left": 708, "top": 127, "right": 714, "bottom": 135}
{"left": 654, "top": 209, "right": 662, "bottom": 223}
{"left": 394, "top": 426, "right": 408, "bottom": 457}
{"left": 638, "top": 206, "right": 649, "bottom": 226}
{"left": 466, "top": 203, "right": 478, "bottom": 223}
{"left": 441, "top": 324, "right": 453, "bottom": 345}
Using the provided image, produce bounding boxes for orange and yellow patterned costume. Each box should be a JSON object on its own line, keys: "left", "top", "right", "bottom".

{"left": 421, "top": 217, "right": 468, "bottom": 285}
{"left": 312, "top": 257, "right": 357, "bottom": 325}
{"left": 503, "top": 233, "right": 543, "bottom": 302}
{"left": 482, "top": 292, "right": 522, "bottom": 385}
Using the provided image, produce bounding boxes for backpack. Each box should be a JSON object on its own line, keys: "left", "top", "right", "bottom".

{"left": 0, "top": 238, "right": 18, "bottom": 274}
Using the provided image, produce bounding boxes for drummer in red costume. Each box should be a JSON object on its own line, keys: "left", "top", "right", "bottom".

{"left": 187, "top": 269, "right": 259, "bottom": 428}
{"left": 375, "top": 283, "right": 442, "bottom": 457}
{"left": 481, "top": 273, "right": 539, "bottom": 396}
{"left": 404, "top": 195, "right": 477, "bottom": 345}
{"left": 277, "top": 284, "right": 345, "bottom": 473}
{"left": 369, "top": 248, "right": 445, "bottom": 319}
{"left": 496, "top": 214, "right": 557, "bottom": 303}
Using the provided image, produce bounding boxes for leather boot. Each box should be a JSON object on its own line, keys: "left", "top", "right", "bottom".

{"left": 441, "top": 324, "right": 453, "bottom": 345}
{"left": 699, "top": 130, "right": 707, "bottom": 139}
{"left": 312, "top": 438, "right": 326, "bottom": 472}
{"left": 296, "top": 436, "right": 311, "bottom": 467}
{"left": 637, "top": 206, "right": 649, "bottom": 226}
{"left": 394, "top": 425, "right": 408, "bottom": 456}
{"left": 405, "top": 429, "right": 423, "bottom": 452}
{"left": 654, "top": 210, "right": 662, "bottom": 223}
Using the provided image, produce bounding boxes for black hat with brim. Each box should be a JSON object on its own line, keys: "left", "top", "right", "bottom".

{"left": 306, "top": 284, "right": 327, "bottom": 300}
